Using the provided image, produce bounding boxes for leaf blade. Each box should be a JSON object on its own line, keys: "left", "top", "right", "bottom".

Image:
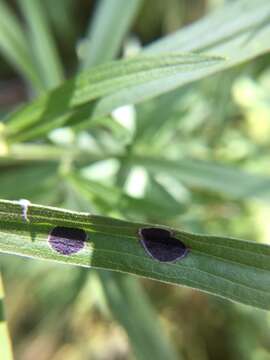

{"left": 18, "top": 0, "right": 64, "bottom": 89}
{"left": 126, "top": 155, "right": 270, "bottom": 200}
{"left": 99, "top": 271, "right": 179, "bottom": 360}
{"left": 0, "top": 0, "right": 43, "bottom": 91}
{"left": 82, "top": 0, "right": 143, "bottom": 68}
{"left": 4, "top": 52, "right": 222, "bottom": 141}
{"left": 99, "top": 0, "right": 270, "bottom": 112}
{"left": 0, "top": 199, "right": 270, "bottom": 310}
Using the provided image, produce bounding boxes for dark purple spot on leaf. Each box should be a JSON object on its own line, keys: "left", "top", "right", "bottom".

{"left": 139, "top": 227, "right": 188, "bottom": 262}
{"left": 48, "top": 226, "right": 87, "bottom": 255}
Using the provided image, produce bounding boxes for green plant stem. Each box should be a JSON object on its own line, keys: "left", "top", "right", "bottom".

{"left": 0, "top": 272, "right": 13, "bottom": 360}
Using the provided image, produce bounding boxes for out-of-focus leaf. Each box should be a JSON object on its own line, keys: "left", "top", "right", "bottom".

{"left": 134, "top": 87, "right": 187, "bottom": 146}
{"left": 99, "top": 0, "right": 270, "bottom": 112}
{"left": 0, "top": 164, "right": 58, "bottom": 204}
{"left": 99, "top": 271, "right": 178, "bottom": 360}
{"left": 68, "top": 172, "right": 184, "bottom": 220}
{"left": 45, "top": 0, "right": 75, "bottom": 39}
{"left": 0, "top": 143, "right": 111, "bottom": 169}
{"left": 1, "top": 199, "right": 270, "bottom": 310}
{"left": 126, "top": 155, "right": 270, "bottom": 200}
{"left": 4, "top": 52, "right": 222, "bottom": 142}
{"left": 0, "top": 144, "right": 72, "bottom": 163}
{"left": 0, "top": 274, "right": 13, "bottom": 360}
{"left": 147, "top": 0, "right": 270, "bottom": 57}
{"left": 0, "top": 0, "right": 43, "bottom": 91}
{"left": 18, "top": 0, "right": 64, "bottom": 89}
{"left": 82, "top": 0, "right": 143, "bottom": 68}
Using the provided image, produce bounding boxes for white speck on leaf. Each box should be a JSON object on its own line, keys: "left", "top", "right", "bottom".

{"left": 18, "top": 199, "right": 31, "bottom": 222}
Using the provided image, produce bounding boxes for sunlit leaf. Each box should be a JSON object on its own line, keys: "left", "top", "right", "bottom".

{"left": 1, "top": 199, "right": 270, "bottom": 310}
{"left": 4, "top": 52, "right": 222, "bottom": 142}
{"left": 99, "top": 0, "right": 270, "bottom": 113}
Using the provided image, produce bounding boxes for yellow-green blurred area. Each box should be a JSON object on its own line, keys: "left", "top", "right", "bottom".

{"left": 1, "top": 0, "right": 270, "bottom": 359}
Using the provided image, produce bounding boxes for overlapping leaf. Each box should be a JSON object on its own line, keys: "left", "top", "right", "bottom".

{"left": 4, "top": 53, "right": 222, "bottom": 142}
{"left": 96, "top": 0, "right": 270, "bottom": 120}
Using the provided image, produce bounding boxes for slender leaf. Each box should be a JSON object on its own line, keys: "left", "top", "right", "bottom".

{"left": 0, "top": 199, "right": 270, "bottom": 310}
{"left": 82, "top": 0, "right": 143, "bottom": 68}
{"left": 134, "top": 87, "right": 188, "bottom": 145}
{"left": 147, "top": 0, "right": 270, "bottom": 56}
{"left": 126, "top": 155, "right": 270, "bottom": 200}
{"left": 18, "top": 0, "right": 64, "bottom": 89}
{"left": 99, "top": 271, "right": 178, "bottom": 360}
{"left": 97, "top": 0, "right": 270, "bottom": 115}
{"left": 3, "top": 0, "right": 270, "bottom": 140}
{"left": 68, "top": 172, "right": 185, "bottom": 219}
{"left": 4, "top": 53, "right": 222, "bottom": 142}
{"left": 0, "top": 0, "right": 43, "bottom": 91}
{"left": 45, "top": 0, "right": 75, "bottom": 39}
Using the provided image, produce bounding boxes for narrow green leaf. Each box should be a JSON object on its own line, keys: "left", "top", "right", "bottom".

{"left": 126, "top": 155, "right": 270, "bottom": 200}
{"left": 147, "top": 0, "right": 270, "bottom": 57}
{"left": 44, "top": 0, "right": 75, "bottom": 40}
{"left": 82, "top": 0, "right": 143, "bottom": 68}
{"left": 0, "top": 0, "right": 43, "bottom": 92}
{"left": 68, "top": 172, "right": 185, "bottom": 219}
{"left": 98, "top": 0, "right": 270, "bottom": 112}
{"left": 0, "top": 199, "right": 270, "bottom": 310}
{"left": 4, "top": 53, "right": 222, "bottom": 142}
{"left": 99, "top": 271, "right": 178, "bottom": 360}
{"left": 18, "top": 0, "right": 64, "bottom": 89}
{"left": 6, "top": 1, "right": 270, "bottom": 141}
{"left": 3, "top": 0, "right": 270, "bottom": 137}
{"left": 134, "top": 87, "right": 187, "bottom": 145}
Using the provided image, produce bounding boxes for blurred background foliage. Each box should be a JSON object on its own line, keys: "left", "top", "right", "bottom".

{"left": 1, "top": 0, "right": 270, "bottom": 359}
